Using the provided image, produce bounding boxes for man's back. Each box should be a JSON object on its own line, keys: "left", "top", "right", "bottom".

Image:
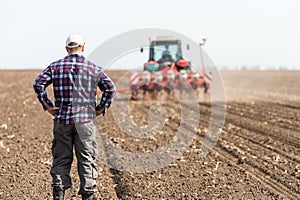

{"left": 33, "top": 54, "right": 115, "bottom": 124}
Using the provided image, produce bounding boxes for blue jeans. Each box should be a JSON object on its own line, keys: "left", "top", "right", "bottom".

{"left": 50, "top": 120, "right": 98, "bottom": 195}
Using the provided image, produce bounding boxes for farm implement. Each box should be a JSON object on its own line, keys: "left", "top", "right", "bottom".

{"left": 101, "top": 37, "right": 212, "bottom": 101}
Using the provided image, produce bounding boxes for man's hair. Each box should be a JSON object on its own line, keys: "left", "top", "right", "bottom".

{"left": 67, "top": 42, "right": 82, "bottom": 53}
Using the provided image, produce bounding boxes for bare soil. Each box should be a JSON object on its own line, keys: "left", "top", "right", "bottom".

{"left": 0, "top": 70, "right": 299, "bottom": 199}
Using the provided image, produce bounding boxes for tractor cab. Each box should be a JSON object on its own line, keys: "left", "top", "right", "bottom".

{"left": 150, "top": 39, "right": 182, "bottom": 63}
{"left": 144, "top": 38, "right": 184, "bottom": 71}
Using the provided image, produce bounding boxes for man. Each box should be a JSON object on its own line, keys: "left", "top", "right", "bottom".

{"left": 33, "top": 33, "right": 116, "bottom": 200}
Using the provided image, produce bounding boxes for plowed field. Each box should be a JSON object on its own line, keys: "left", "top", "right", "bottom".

{"left": 0, "top": 70, "right": 299, "bottom": 199}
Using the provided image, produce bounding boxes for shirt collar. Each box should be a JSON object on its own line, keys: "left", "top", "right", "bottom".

{"left": 65, "top": 54, "right": 85, "bottom": 59}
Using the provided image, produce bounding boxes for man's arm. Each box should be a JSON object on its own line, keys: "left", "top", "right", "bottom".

{"left": 33, "top": 66, "right": 54, "bottom": 111}
{"left": 96, "top": 70, "right": 116, "bottom": 116}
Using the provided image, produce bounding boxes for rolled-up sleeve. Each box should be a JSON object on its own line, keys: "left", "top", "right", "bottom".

{"left": 96, "top": 70, "right": 116, "bottom": 111}
{"left": 33, "top": 66, "right": 54, "bottom": 110}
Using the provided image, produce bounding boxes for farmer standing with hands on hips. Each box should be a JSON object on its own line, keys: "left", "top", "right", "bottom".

{"left": 33, "top": 33, "right": 116, "bottom": 200}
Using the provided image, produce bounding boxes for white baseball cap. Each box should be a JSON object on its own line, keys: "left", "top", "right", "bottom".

{"left": 66, "top": 33, "right": 85, "bottom": 48}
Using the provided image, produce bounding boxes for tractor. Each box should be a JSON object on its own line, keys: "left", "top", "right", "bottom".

{"left": 129, "top": 37, "right": 210, "bottom": 100}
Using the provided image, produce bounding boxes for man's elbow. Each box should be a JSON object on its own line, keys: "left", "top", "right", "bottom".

{"left": 33, "top": 82, "right": 41, "bottom": 92}
{"left": 33, "top": 81, "right": 42, "bottom": 93}
{"left": 33, "top": 82, "right": 37, "bottom": 91}
{"left": 112, "top": 85, "right": 116, "bottom": 94}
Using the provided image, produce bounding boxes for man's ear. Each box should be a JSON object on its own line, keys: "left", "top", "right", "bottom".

{"left": 82, "top": 45, "right": 85, "bottom": 52}
{"left": 65, "top": 46, "right": 70, "bottom": 53}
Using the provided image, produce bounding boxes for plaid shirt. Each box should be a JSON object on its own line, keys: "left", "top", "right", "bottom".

{"left": 33, "top": 54, "right": 116, "bottom": 124}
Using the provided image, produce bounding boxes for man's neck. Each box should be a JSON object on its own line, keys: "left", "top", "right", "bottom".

{"left": 69, "top": 52, "right": 83, "bottom": 56}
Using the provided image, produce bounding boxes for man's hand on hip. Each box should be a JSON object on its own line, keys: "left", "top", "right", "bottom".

{"left": 96, "top": 107, "right": 106, "bottom": 117}
{"left": 47, "top": 107, "right": 59, "bottom": 116}
{"left": 43, "top": 101, "right": 59, "bottom": 116}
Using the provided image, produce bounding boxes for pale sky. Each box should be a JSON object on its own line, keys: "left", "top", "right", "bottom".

{"left": 1, "top": 0, "right": 299, "bottom": 69}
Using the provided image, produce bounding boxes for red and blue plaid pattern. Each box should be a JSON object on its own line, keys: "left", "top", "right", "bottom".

{"left": 33, "top": 54, "right": 115, "bottom": 124}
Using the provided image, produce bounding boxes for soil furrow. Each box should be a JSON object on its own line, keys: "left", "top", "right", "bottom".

{"left": 227, "top": 113, "right": 300, "bottom": 148}
{"left": 216, "top": 144, "right": 299, "bottom": 199}
{"left": 227, "top": 102, "right": 300, "bottom": 132}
